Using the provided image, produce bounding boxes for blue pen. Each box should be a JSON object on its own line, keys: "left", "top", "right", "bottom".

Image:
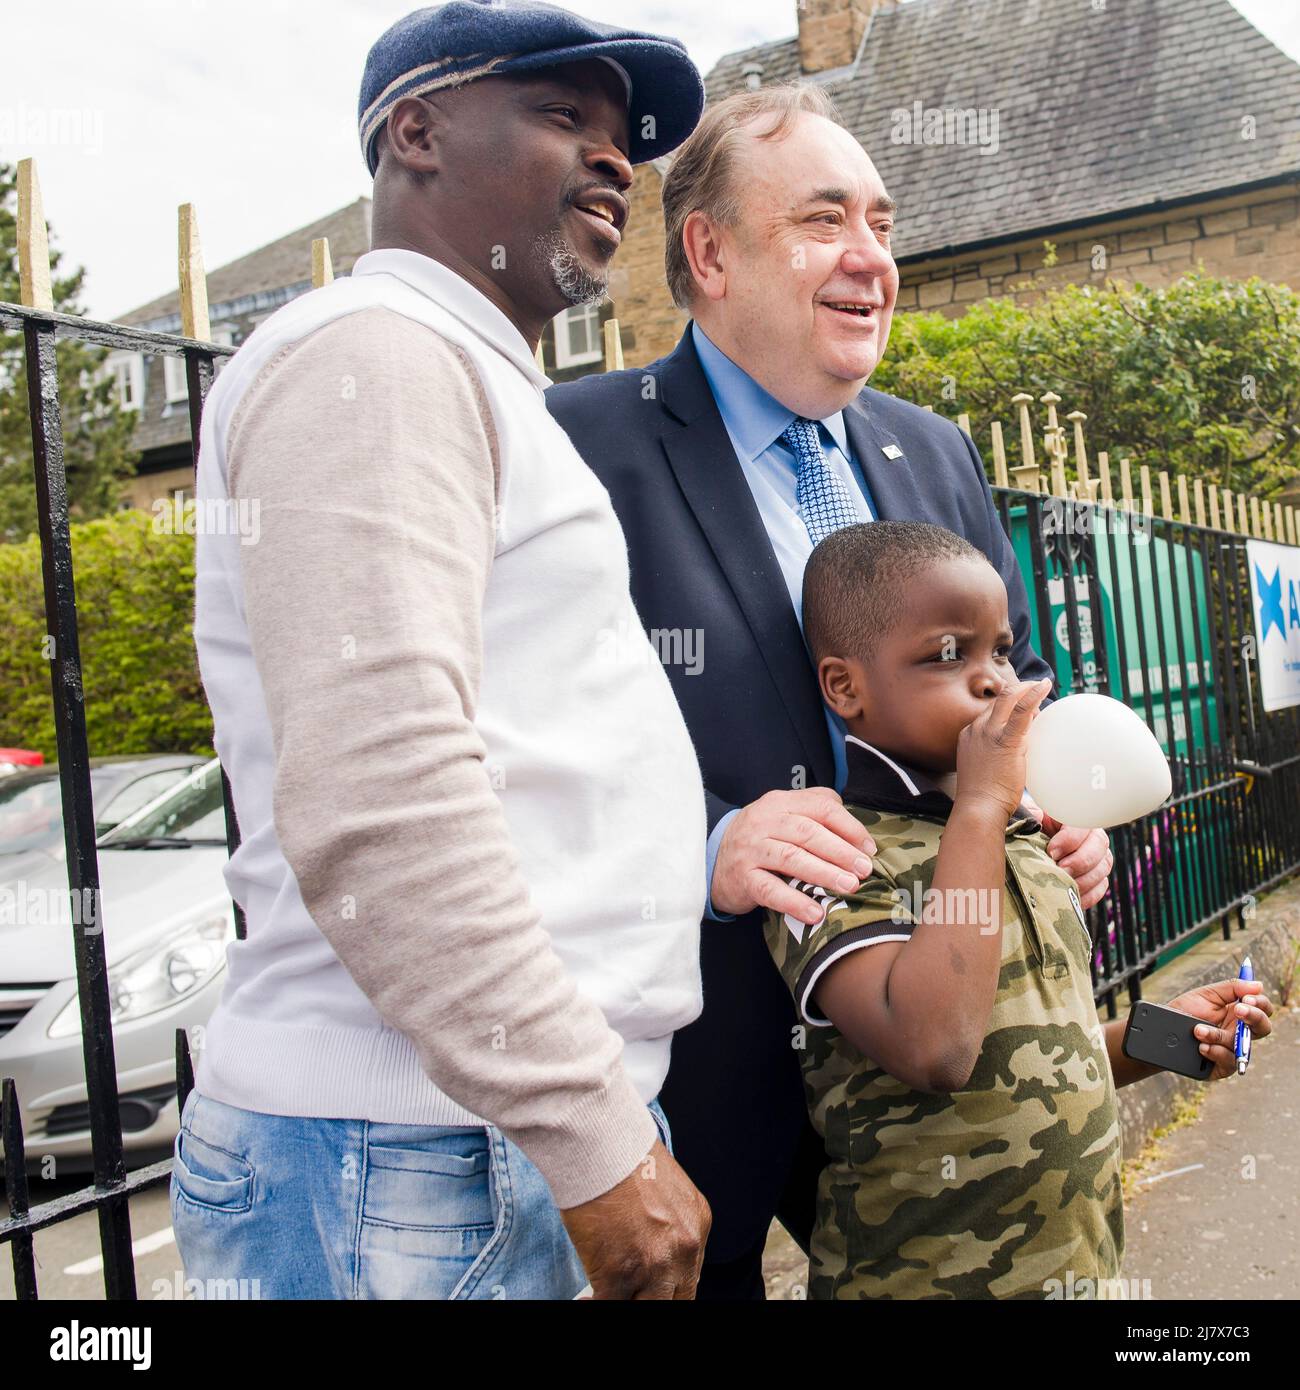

{"left": 1234, "top": 956, "right": 1254, "bottom": 1076}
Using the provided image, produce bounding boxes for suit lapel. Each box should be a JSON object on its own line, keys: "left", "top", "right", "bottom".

{"left": 657, "top": 332, "right": 836, "bottom": 790}
{"left": 843, "top": 395, "right": 927, "bottom": 523}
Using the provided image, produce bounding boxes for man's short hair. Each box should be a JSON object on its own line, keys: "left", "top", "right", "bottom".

{"left": 802, "top": 521, "right": 989, "bottom": 667}
{"left": 660, "top": 82, "right": 842, "bottom": 310}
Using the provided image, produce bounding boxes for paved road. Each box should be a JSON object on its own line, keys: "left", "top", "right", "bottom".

{"left": 1122, "top": 999, "right": 1300, "bottom": 1300}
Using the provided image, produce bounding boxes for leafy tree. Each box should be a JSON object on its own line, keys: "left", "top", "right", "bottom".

{"left": 0, "top": 160, "right": 138, "bottom": 541}
{"left": 873, "top": 268, "right": 1300, "bottom": 497}
{"left": 0, "top": 509, "right": 212, "bottom": 758}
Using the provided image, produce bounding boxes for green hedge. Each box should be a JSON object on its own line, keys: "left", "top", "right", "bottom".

{"left": 0, "top": 509, "right": 214, "bottom": 760}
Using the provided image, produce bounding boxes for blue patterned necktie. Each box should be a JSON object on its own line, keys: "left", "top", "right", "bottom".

{"left": 782, "top": 417, "right": 861, "bottom": 547}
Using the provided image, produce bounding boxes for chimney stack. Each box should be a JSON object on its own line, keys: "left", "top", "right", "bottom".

{"left": 796, "top": 0, "right": 891, "bottom": 75}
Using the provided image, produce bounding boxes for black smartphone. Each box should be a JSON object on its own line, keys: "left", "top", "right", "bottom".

{"left": 1122, "top": 1001, "right": 1213, "bottom": 1080}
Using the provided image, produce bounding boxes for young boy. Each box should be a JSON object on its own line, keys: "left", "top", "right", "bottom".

{"left": 766, "top": 520, "right": 1273, "bottom": 1300}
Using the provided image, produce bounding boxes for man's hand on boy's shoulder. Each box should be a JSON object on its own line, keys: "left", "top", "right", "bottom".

{"left": 712, "top": 789, "right": 877, "bottom": 925}
{"left": 1023, "top": 799, "right": 1113, "bottom": 910}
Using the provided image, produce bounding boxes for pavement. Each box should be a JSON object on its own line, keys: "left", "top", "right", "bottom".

{"left": 1122, "top": 998, "right": 1300, "bottom": 1299}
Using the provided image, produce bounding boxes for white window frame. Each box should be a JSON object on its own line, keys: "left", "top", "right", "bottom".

{"left": 106, "top": 352, "right": 144, "bottom": 412}
{"left": 163, "top": 353, "right": 187, "bottom": 405}
{"left": 164, "top": 324, "right": 235, "bottom": 404}
{"left": 552, "top": 303, "right": 602, "bottom": 368}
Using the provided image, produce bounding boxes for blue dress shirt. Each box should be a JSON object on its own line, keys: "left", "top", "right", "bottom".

{"left": 691, "top": 322, "right": 878, "bottom": 920}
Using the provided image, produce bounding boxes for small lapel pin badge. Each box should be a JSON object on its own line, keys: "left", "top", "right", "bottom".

{"left": 881, "top": 444, "right": 903, "bottom": 460}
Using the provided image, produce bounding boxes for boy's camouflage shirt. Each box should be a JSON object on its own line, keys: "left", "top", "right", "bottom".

{"left": 764, "top": 735, "right": 1124, "bottom": 1299}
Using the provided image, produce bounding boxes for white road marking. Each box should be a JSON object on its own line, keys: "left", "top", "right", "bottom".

{"left": 64, "top": 1225, "right": 175, "bottom": 1277}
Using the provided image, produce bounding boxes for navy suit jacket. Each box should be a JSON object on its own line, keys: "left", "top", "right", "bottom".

{"left": 547, "top": 326, "right": 1057, "bottom": 1261}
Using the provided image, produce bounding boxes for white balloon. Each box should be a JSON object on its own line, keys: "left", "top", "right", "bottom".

{"left": 1025, "top": 693, "right": 1171, "bottom": 829}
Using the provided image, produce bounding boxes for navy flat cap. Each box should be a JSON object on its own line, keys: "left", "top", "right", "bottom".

{"left": 359, "top": 0, "right": 705, "bottom": 174}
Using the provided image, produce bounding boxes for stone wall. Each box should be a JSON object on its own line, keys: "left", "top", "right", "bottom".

{"left": 897, "top": 184, "right": 1300, "bottom": 315}
{"left": 607, "top": 160, "right": 689, "bottom": 369}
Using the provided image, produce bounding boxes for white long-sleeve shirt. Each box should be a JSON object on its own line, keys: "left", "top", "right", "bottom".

{"left": 192, "top": 248, "right": 706, "bottom": 1208}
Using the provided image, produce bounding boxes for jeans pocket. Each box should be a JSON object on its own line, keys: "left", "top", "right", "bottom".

{"left": 358, "top": 1127, "right": 501, "bottom": 1298}
{"left": 172, "top": 1127, "right": 255, "bottom": 1213}
{"left": 363, "top": 1129, "right": 494, "bottom": 1242}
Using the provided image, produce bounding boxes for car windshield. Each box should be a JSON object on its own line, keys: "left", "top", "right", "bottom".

{"left": 98, "top": 759, "right": 228, "bottom": 847}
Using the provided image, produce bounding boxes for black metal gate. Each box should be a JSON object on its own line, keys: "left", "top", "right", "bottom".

{"left": 0, "top": 299, "right": 235, "bottom": 1299}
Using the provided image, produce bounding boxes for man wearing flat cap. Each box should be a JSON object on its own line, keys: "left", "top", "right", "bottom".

{"left": 175, "top": 0, "right": 712, "bottom": 1301}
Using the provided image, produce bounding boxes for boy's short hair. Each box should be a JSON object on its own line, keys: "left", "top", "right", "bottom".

{"left": 802, "top": 520, "right": 988, "bottom": 666}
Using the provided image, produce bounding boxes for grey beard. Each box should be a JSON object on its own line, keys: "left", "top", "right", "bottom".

{"left": 534, "top": 230, "right": 608, "bottom": 307}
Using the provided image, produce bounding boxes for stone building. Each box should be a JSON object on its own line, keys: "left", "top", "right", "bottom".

{"left": 608, "top": 0, "right": 1300, "bottom": 371}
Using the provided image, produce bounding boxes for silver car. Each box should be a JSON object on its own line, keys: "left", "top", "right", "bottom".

{"left": 0, "top": 758, "right": 234, "bottom": 1175}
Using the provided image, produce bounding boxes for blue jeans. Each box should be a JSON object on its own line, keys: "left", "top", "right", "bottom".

{"left": 170, "top": 1088, "right": 672, "bottom": 1300}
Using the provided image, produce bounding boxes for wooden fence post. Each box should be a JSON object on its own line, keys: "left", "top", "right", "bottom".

{"left": 311, "top": 238, "right": 334, "bottom": 289}
{"left": 178, "top": 204, "right": 211, "bottom": 342}
{"left": 603, "top": 317, "right": 624, "bottom": 372}
{"left": 16, "top": 159, "right": 54, "bottom": 311}
{"left": 1158, "top": 470, "right": 1173, "bottom": 521}
{"left": 1097, "top": 450, "right": 1114, "bottom": 505}
{"left": 990, "top": 420, "right": 1009, "bottom": 488}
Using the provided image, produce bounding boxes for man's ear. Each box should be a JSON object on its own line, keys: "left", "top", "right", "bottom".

{"left": 819, "top": 655, "right": 867, "bottom": 720}
{"left": 681, "top": 210, "right": 727, "bottom": 304}
{"left": 381, "top": 95, "right": 444, "bottom": 178}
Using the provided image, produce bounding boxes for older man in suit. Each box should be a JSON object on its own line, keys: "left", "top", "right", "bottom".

{"left": 547, "top": 82, "right": 1114, "bottom": 1300}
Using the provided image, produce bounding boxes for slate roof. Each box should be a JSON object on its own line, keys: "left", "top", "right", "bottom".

{"left": 705, "top": 0, "right": 1300, "bottom": 262}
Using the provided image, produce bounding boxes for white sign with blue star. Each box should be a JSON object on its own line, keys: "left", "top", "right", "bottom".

{"left": 1247, "top": 539, "right": 1300, "bottom": 712}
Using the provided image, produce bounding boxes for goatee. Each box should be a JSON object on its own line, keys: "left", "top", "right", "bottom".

{"left": 534, "top": 230, "right": 608, "bottom": 307}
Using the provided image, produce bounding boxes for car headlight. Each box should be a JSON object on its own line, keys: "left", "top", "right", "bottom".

{"left": 48, "top": 910, "right": 233, "bottom": 1039}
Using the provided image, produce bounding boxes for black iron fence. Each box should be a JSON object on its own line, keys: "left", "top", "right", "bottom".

{"left": 0, "top": 301, "right": 1297, "bottom": 1301}
{"left": 990, "top": 486, "right": 1300, "bottom": 1019}
{"left": 0, "top": 298, "right": 234, "bottom": 1299}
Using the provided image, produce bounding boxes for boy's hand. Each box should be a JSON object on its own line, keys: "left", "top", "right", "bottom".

{"left": 1165, "top": 979, "right": 1275, "bottom": 1080}
{"left": 954, "top": 678, "right": 1052, "bottom": 820}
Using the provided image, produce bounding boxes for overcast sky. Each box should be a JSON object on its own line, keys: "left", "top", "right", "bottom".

{"left": 4, "top": 0, "right": 1298, "bottom": 320}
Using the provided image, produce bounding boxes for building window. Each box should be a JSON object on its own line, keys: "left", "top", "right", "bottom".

{"left": 106, "top": 353, "right": 144, "bottom": 411}
{"left": 163, "top": 354, "right": 187, "bottom": 405}
{"left": 164, "top": 324, "right": 236, "bottom": 405}
{"left": 552, "top": 303, "right": 603, "bottom": 368}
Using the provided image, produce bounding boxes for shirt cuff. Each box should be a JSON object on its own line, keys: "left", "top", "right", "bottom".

{"left": 704, "top": 808, "right": 740, "bottom": 922}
